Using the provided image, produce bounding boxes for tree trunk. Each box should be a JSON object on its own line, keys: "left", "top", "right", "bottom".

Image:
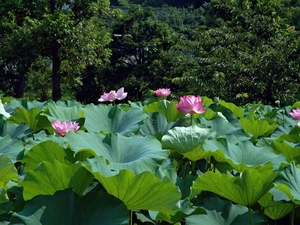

{"left": 51, "top": 39, "right": 61, "bottom": 101}
{"left": 50, "top": 0, "right": 61, "bottom": 101}
{"left": 13, "top": 73, "right": 25, "bottom": 98}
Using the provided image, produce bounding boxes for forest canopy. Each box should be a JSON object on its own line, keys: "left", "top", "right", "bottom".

{"left": 0, "top": 0, "right": 299, "bottom": 105}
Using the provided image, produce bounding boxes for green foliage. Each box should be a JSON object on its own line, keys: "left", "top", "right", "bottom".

{"left": 85, "top": 5, "right": 188, "bottom": 101}
{"left": 112, "top": 0, "right": 206, "bottom": 7}
{"left": 0, "top": 0, "right": 111, "bottom": 101}
{"left": 186, "top": 197, "right": 266, "bottom": 225}
{"left": 192, "top": 168, "right": 279, "bottom": 207}
{"left": 2, "top": 0, "right": 299, "bottom": 105}
{"left": 175, "top": 0, "right": 300, "bottom": 105}
{"left": 0, "top": 97, "right": 300, "bottom": 224}
{"left": 10, "top": 189, "right": 129, "bottom": 225}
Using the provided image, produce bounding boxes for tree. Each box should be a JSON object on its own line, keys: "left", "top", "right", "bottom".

{"left": 0, "top": 0, "right": 111, "bottom": 101}
{"left": 95, "top": 5, "right": 185, "bottom": 101}
{"left": 176, "top": 0, "right": 300, "bottom": 105}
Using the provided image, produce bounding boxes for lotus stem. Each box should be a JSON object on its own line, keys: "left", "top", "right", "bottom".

{"left": 190, "top": 114, "right": 194, "bottom": 125}
{"left": 248, "top": 207, "right": 253, "bottom": 225}
{"left": 129, "top": 210, "right": 133, "bottom": 225}
{"left": 291, "top": 205, "right": 295, "bottom": 225}
{"left": 191, "top": 160, "right": 196, "bottom": 174}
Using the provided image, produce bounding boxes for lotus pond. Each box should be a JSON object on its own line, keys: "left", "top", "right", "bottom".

{"left": 0, "top": 95, "right": 300, "bottom": 225}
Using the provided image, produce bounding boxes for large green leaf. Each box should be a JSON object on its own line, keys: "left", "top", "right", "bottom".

{"left": 83, "top": 104, "right": 148, "bottom": 135}
{"left": 258, "top": 191, "right": 294, "bottom": 220}
{"left": 0, "top": 117, "right": 31, "bottom": 139}
{"left": 0, "top": 188, "right": 9, "bottom": 207}
{"left": 274, "top": 162, "right": 300, "bottom": 205}
{"left": 22, "top": 141, "right": 76, "bottom": 171}
{"left": 8, "top": 99, "right": 47, "bottom": 110}
{"left": 271, "top": 139, "right": 300, "bottom": 163}
{"left": 144, "top": 100, "right": 184, "bottom": 122}
{"left": 41, "top": 101, "right": 83, "bottom": 122}
{"left": 66, "top": 131, "right": 168, "bottom": 174}
{"left": 83, "top": 163, "right": 181, "bottom": 213}
{"left": 139, "top": 112, "right": 186, "bottom": 137}
{"left": 203, "top": 138, "right": 286, "bottom": 171}
{"left": 55, "top": 100, "right": 83, "bottom": 108}
{"left": 199, "top": 114, "right": 241, "bottom": 135}
{"left": 7, "top": 108, "right": 50, "bottom": 132}
{"left": 277, "top": 126, "right": 300, "bottom": 144}
{"left": 0, "top": 135, "right": 24, "bottom": 163}
{"left": 161, "top": 125, "right": 216, "bottom": 161}
{"left": 218, "top": 101, "right": 244, "bottom": 118}
{"left": 239, "top": 118, "right": 278, "bottom": 139}
{"left": 191, "top": 168, "right": 279, "bottom": 207}
{"left": 10, "top": 189, "right": 129, "bottom": 225}
{"left": 185, "top": 197, "right": 265, "bottom": 225}
{"left": 0, "top": 155, "right": 18, "bottom": 188}
{"left": 20, "top": 160, "right": 93, "bottom": 200}
{"left": 155, "top": 199, "right": 206, "bottom": 224}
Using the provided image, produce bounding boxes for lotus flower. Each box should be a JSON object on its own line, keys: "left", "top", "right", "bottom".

{"left": 154, "top": 88, "right": 171, "bottom": 97}
{"left": 51, "top": 120, "right": 80, "bottom": 136}
{"left": 176, "top": 95, "right": 206, "bottom": 115}
{"left": 98, "top": 87, "right": 128, "bottom": 102}
{"left": 289, "top": 108, "right": 300, "bottom": 120}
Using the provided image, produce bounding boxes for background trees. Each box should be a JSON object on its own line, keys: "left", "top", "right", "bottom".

{"left": 0, "top": 0, "right": 111, "bottom": 101}
{"left": 76, "top": 5, "right": 189, "bottom": 102}
{"left": 174, "top": 0, "right": 300, "bottom": 105}
{"left": 1, "top": 0, "right": 299, "bottom": 105}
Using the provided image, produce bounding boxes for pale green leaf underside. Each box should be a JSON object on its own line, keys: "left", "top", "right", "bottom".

{"left": 67, "top": 131, "right": 168, "bottom": 174}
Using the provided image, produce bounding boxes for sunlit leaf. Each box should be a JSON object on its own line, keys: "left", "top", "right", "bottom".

{"left": 292, "top": 101, "right": 300, "bottom": 108}
{"left": 218, "top": 101, "right": 244, "bottom": 118}
{"left": 83, "top": 160, "right": 181, "bottom": 213}
{"left": 7, "top": 108, "right": 50, "bottom": 132}
{"left": 258, "top": 191, "right": 294, "bottom": 220}
{"left": 144, "top": 100, "right": 184, "bottom": 122}
{"left": 0, "top": 155, "right": 18, "bottom": 188}
{"left": 239, "top": 118, "right": 277, "bottom": 139}
{"left": 22, "top": 141, "right": 76, "bottom": 171}
{"left": 20, "top": 160, "right": 93, "bottom": 200}
{"left": 271, "top": 139, "right": 300, "bottom": 163}
{"left": 277, "top": 126, "right": 300, "bottom": 143}
{"left": 191, "top": 168, "right": 279, "bottom": 207}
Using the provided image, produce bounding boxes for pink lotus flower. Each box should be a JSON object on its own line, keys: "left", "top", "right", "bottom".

{"left": 98, "top": 87, "right": 128, "bottom": 102}
{"left": 289, "top": 108, "right": 300, "bottom": 120}
{"left": 176, "top": 95, "right": 206, "bottom": 115}
{"left": 154, "top": 88, "right": 171, "bottom": 97}
{"left": 51, "top": 120, "right": 80, "bottom": 136}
